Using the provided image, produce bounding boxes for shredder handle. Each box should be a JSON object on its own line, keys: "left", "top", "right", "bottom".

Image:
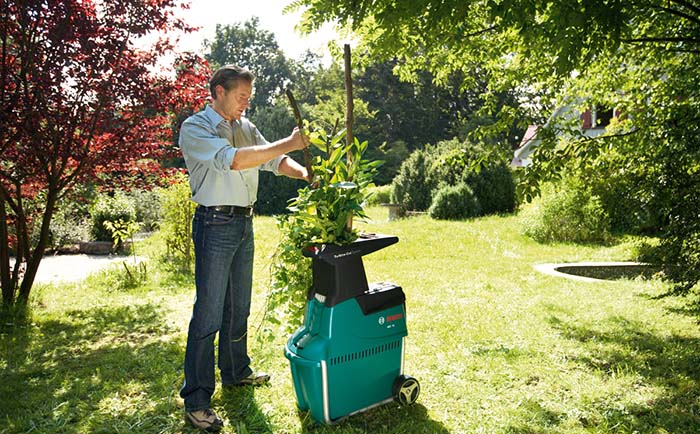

{"left": 284, "top": 344, "right": 321, "bottom": 367}
{"left": 288, "top": 327, "right": 307, "bottom": 347}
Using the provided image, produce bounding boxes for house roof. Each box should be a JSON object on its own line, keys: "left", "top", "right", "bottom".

{"left": 511, "top": 124, "right": 541, "bottom": 167}
{"left": 519, "top": 125, "right": 540, "bottom": 148}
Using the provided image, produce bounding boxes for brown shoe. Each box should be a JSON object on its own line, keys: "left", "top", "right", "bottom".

{"left": 235, "top": 371, "right": 270, "bottom": 386}
{"left": 184, "top": 408, "right": 224, "bottom": 432}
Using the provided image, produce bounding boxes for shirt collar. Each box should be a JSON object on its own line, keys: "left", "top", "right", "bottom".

{"left": 204, "top": 104, "right": 225, "bottom": 127}
{"left": 204, "top": 104, "right": 242, "bottom": 128}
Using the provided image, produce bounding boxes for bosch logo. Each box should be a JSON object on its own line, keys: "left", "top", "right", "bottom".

{"left": 379, "top": 313, "right": 403, "bottom": 326}
{"left": 387, "top": 313, "right": 403, "bottom": 322}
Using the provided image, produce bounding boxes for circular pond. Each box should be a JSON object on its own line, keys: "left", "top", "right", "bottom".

{"left": 534, "top": 262, "right": 657, "bottom": 282}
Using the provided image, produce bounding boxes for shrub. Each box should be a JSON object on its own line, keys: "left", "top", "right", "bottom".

{"left": 391, "top": 149, "right": 433, "bottom": 211}
{"left": 128, "top": 189, "right": 162, "bottom": 232}
{"left": 429, "top": 183, "right": 482, "bottom": 220}
{"left": 27, "top": 191, "right": 91, "bottom": 250}
{"left": 430, "top": 141, "right": 516, "bottom": 216}
{"left": 48, "top": 208, "right": 90, "bottom": 248}
{"left": 90, "top": 192, "right": 137, "bottom": 241}
{"left": 468, "top": 165, "right": 516, "bottom": 215}
{"left": 365, "top": 184, "right": 393, "bottom": 206}
{"left": 159, "top": 172, "right": 197, "bottom": 270}
{"left": 392, "top": 138, "right": 517, "bottom": 217}
{"left": 521, "top": 180, "right": 612, "bottom": 244}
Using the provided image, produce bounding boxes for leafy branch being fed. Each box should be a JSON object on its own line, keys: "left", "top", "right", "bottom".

{"left": 263, "top": 124, "right": 382, "bottom": 334}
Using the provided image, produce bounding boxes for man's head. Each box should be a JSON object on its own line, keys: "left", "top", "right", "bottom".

{"left": 210, "top": 65, "right": 255, "bottom": 121}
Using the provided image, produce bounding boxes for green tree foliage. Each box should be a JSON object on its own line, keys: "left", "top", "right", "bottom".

{"left": 204, "top": 17, "right": 292, "bottom": 115}
{"left": 295, "top": 0, "right": 700, "bottom": 292}
{"left": 303, "top": 64, "right": 375, "bottom": 138}
{"left": 357, "top": 61, "right": 520, "bottom": 184}
{"left": 357, "top": 60, "right": 523, "bottom": 153}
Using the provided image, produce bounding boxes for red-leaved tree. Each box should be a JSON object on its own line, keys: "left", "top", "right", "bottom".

{"left": 0, "top": 0, "right": 208, "bottom": 306}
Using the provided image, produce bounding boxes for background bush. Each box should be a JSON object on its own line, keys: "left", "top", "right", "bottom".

{"left": 159, "top": 173, "right": 197, "bottom": 270}
{"left": 392, "top": 138, "right": 516, "bottom": 218}
{"left": 90, "top": 192, "right": 137, "bottom": 241}
{"left": 390, "top": 148, "right": 433, "bottom": 211}
{"left": 429, "top": 183, "right": 481, "bottom": 220}
{"left": 128, "top": 189, "right": 162, "bottom": 232}
{"left": 520, "top": 179, "right": 612, "bottom": 244}
{"left": 468, "top": 164, "right": 516, "bottom": 215}
{"left": 48, "top": 208, "right": 90, "bottom": 249}
{"left": 366, "top": 184, "right": 393, "bottom": 206}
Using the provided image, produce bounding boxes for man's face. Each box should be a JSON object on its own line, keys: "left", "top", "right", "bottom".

{"left": 216, "top": 80, "right": 252, "bottom": 121}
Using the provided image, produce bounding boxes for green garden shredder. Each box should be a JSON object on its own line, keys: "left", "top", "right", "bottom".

{"left": 284, "top": 233, "right": 420, "bottom": 424}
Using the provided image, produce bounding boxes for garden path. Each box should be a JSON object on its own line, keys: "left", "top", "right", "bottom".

{"left": 12, "top": 254, "right": 142, "bottom": 284}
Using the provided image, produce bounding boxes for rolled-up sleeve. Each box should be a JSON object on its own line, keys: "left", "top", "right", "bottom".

{"left": 179, "top": 119, "right": 237, "bottom": 172}
{"left": 261, "top": 154, "right": 286, "bottom": 175}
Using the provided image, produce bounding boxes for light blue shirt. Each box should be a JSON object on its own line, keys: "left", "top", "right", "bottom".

{"left": 179, "top": 105, "right": 286, "bottom": 207}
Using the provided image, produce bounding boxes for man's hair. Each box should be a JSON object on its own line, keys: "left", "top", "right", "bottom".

{"left": 209, "top": 65, "right": 255, "bottom": 99}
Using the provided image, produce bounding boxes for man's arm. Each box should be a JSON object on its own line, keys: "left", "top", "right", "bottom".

{"left": 231, "top": 128, "right": 306, "bottom": 171}
{"left": 277, "top": 156, "right": 309, "bottom": 181}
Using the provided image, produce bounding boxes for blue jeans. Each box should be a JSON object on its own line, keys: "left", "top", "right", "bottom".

{"left": 180, "top": 207, "right": 255, "bottom": 412}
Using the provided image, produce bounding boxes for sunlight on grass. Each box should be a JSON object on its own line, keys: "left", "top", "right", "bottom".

{"left": 2, "top": 206, "right": 699, "bottom": 433}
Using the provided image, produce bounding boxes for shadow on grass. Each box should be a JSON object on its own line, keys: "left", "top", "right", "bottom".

{"left": 536, "top": 314, "right": 700, "bottom": 433}
{"left": 295, "top": 401, "right": 450, "bottom": 433}
{"left": 0, "top": 303, "right": 185, "bottom": 433}
{"left": 654, "top": 292, "right": 700, "bottom": 319}
{"left": 221, "top": 385, "right": 274, "bottom": 433}
{"left": 217, "top": 377, "right": 449, "bottom": 433}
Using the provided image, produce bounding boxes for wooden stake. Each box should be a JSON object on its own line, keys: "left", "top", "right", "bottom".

{"left": 344, "top": 44, "right": 354, "bottom": 165}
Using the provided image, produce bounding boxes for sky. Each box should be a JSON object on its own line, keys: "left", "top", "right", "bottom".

{"left": 171, "top": 0, "right": 339, "bottom": 62}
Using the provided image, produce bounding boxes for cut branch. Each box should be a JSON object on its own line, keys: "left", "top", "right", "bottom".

{"left": 284, "top": 88, "right": 314, "bottom": 183}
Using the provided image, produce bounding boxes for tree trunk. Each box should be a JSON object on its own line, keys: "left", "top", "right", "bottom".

{"left": 17, "top": 184, "right": 58, "bottom": 304}
{"left": 0, "top": 194, "right": 14, "bottom": 305}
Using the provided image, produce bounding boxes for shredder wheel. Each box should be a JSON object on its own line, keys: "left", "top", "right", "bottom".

{"left": 393, "top": 375, "right": 420, "bottom": 406}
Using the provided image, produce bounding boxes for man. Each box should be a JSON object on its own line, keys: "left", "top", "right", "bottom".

{"left": 178, "top": 64, "right": 308, "bottom": 432}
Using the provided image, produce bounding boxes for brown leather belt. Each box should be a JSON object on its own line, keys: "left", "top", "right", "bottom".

{"left": 198, "top": 205, "right": 254, "bottom": 217}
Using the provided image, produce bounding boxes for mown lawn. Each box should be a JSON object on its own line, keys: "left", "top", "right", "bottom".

{"left": 2, "top": 207, "right": 699, "bottom": 433}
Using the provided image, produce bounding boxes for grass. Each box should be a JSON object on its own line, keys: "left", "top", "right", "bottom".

{"left": 2, "top": 206, "right": 700, "bottom": 433}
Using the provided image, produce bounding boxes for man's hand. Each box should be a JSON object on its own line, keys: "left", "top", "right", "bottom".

{"left": 289, "top": 126, "right": 309, "bottom": 152}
